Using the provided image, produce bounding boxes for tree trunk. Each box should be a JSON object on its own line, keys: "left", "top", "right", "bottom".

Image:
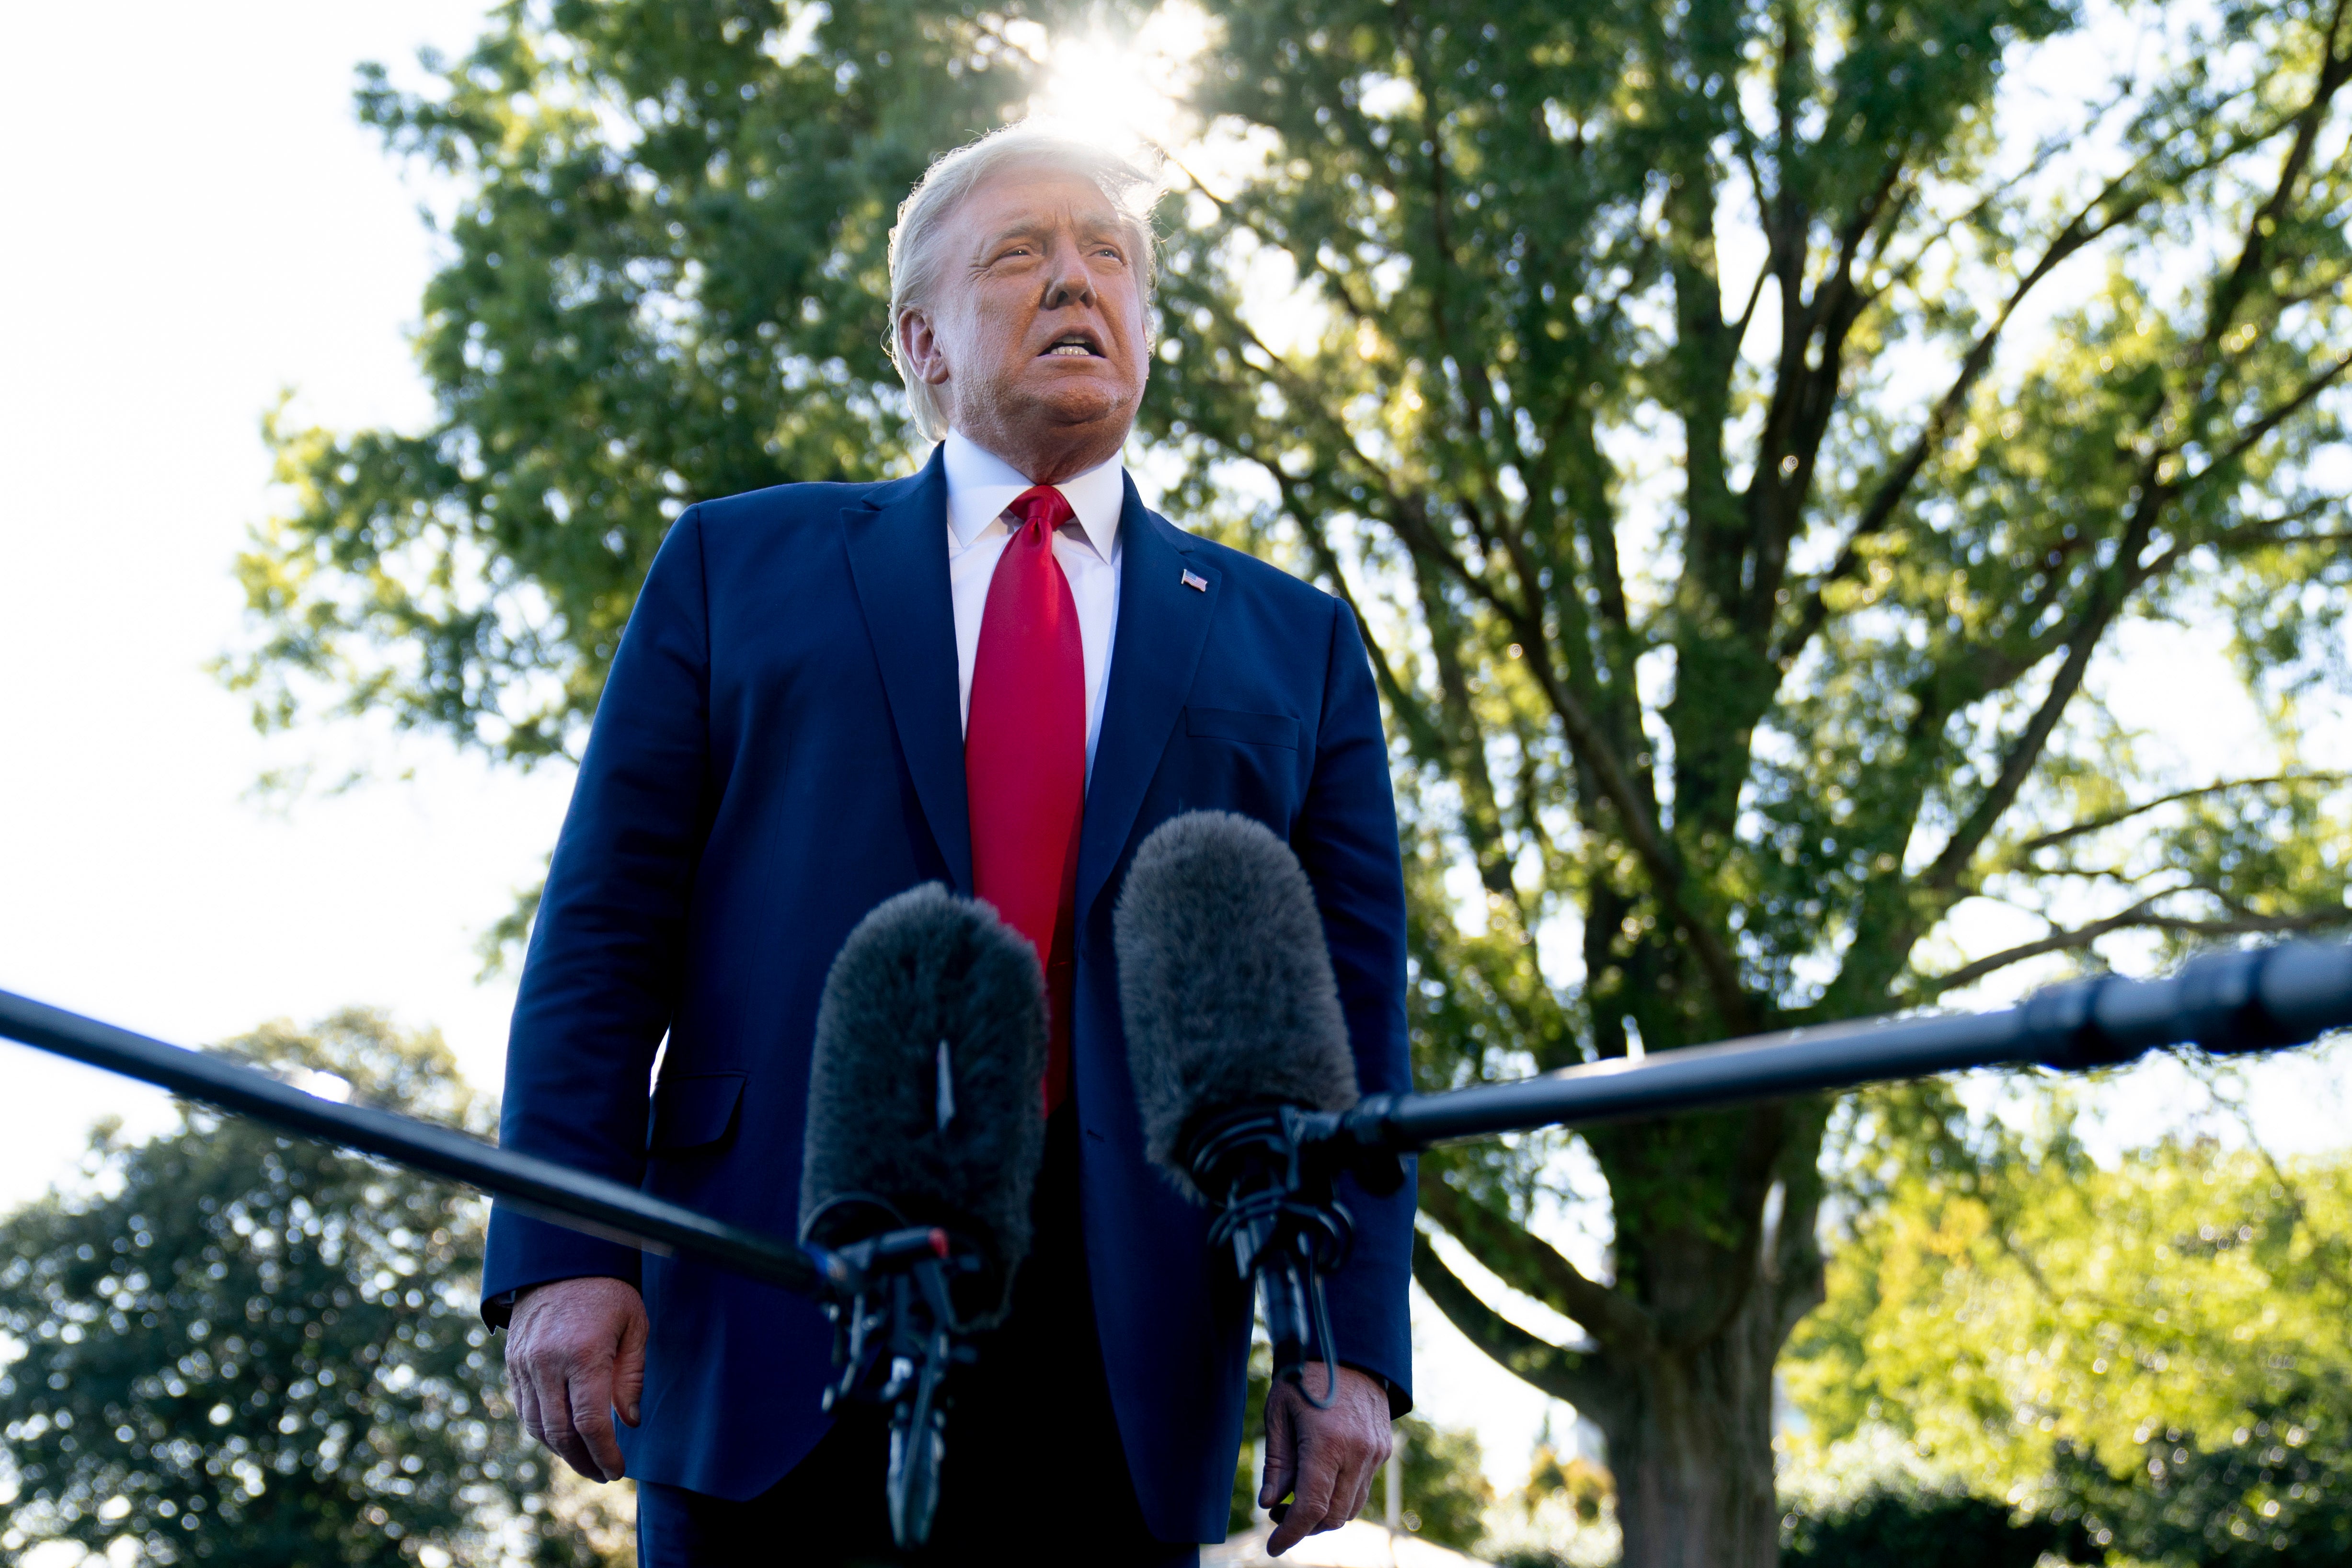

{"left": 1412, "top": 1104, "right": 1828, "bottom": 1568}
{"left": 1601, "top": 1296, "right": 1785, "bottom": 1568}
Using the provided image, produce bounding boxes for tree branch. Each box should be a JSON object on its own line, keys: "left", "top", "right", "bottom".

{"left": 1771, "top": 118, "right": 2280, "bottom": 669}
{"left": 1921, "top": 620, "right": 2110, "bottom": 894}
{"left": 1728, "top": 251, "right": 1772, "bottom": 344}
{"left": 2196, "top": 1063, "right": 2352, "bottom": 1296}
{"left": 1410, "top": 1231, "right": 1620, "bottom": 1416}
{"left": 1418, "top": 1167, "right": 1657, "bottom": 1355}
{"left": 2177, "top": 344, "right": 2352, "bottom": 487}
{"left": 1920, "top": 898, "right": 2352, "bottom": 996}
{"left": 1918, "top": 892, "right": 2173, "bottom": 993}
{"left": 1511, "top": 630, "right": 1756, "bottom": 1029}
{"left": 1184, "top": 302, "right": 1751, "bottom": 1019}
{"left": 1918, "top": 37, "right": 2352, "bottom": 898}
{"left": 2011, "top": 772, "right": 2350, "bottom": 858}
{"left": 1279, "top": 491, "right": 1451, "bottom": 767}
{"left": 2200, "top": 0, "right": 2352, "bottom": 348}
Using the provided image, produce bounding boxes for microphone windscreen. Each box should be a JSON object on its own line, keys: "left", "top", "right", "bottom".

{"left": 1113, "top": 811, "right": 1357, "bottom": 1194}
{"left": 800, "top": 884, "right": 1047, "bottom": 1313}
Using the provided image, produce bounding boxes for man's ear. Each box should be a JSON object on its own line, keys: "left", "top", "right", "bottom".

{"left": 898, "top": 307, "right": 954, "bottom": 389}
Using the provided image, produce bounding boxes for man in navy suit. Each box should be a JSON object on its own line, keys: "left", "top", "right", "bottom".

{"left": 483, "top": 123, "right": 1415, "bottom": 1565}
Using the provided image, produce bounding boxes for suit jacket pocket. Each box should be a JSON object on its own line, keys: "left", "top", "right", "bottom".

{"left": 1185, "top": 706, "right": 1300, "bottom": 750}
{"left": 646, "top": 1071, "right": 748, "bottom": 1155}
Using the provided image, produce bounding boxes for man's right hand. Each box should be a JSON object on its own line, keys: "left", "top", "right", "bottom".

{"left": 504, "top": 1276, "right": 648, "bottom": 1482}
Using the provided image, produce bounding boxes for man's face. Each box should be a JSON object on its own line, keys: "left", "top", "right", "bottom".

{"left": 902, "top": 165, "right": 1150, "bottom": 466}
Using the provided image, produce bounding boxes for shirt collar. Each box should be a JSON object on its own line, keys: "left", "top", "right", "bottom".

{"left": 941, "top": 428, "right": 1124, "bottom": 561}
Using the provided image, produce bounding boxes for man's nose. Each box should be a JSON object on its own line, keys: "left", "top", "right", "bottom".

{"left": 1040, "top": 236, "right": 1096, "bottom": 309}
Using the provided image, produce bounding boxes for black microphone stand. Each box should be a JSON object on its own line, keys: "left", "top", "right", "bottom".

{"left": 1182, "top": 1106, "right": 1363, "bottom": 1409}
{"left": 799, "top": 1198, "right": 998, "bottom": 1548}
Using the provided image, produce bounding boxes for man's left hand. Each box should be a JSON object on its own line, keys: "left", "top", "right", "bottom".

{"left": 1259, "top": 1362, "right": 1392, "bottom": 1556}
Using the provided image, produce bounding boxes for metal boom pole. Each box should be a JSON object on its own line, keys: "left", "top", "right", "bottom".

{"left": 1333, "top": 937, "right": 2352, "bottom": 1154}
{"left": 0, "top": 988, "right": 822, "bottom": 1296}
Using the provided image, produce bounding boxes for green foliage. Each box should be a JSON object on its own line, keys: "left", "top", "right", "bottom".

{"left": 1483, "top": 1442, "right": 1619, "bottom": 1566}
{"left": 1522, "top": 1444, "right": 1611, "bottom": 1527}
{"left": 1787, "top": 1100, "right": 2352, "bottom": 1566}
{"left": 2050, "top": 1387, "right": 2352, "bottom": 1566}
{"left": 0, "top": 1013, "right": 620, "bottom": 1567}
{"left": 1396, "top": 1414, "right": 1493, "bottom": 1549}
{"left": 1779, "top": 1488, "right": 2086, "bottom": 1567}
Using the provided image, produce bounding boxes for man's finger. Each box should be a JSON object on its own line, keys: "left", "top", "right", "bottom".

{"left": 1312, "top": 1366, "right": 1370, "bottom": 1535}
{"left": 1345, "top": 1425, "right": 1391, "bottom": 1529}
{"left": 1356, "top": 1436, "right": 1386, "bottom": 1521}
{"left": 613, "top": 1305, "right": 649, "bottom": 1429}
{"left": 523, "top": 1357, "right": 579, "bottom": 1470}
{"left": 528, "top": 1357, "right": 600, "bottom": 1480}
{"left": 1266, "top": 1409, "right": 1341, "bottom": 1554}
{"left": 566, "top": 1358, "right": 626, "bottom": 1481}
{"left": 530, "top": 1355, "right": 598, "bottom": 1479}
{"left": 1267, "top": 1478, "right": 1335, "bottom": 1552}
{"left": 1312, "top": 1442, "right": 1367, "bottom": 1537}
{"left": 509, "top": 1355, "right": 546, "bottom": 1448}
{"left": 1345, "top": 1448, "right": 1373, "bottom": 1533}
{"left": 1259, "top": 1384, "right": 1298, "bottom": 1510}
{"left": 531, "top": 1348, "right": 613, "bottom": 1483}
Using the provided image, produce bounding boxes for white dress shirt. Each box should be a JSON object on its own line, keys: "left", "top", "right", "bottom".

{"left": 941, "top": 428, "right": 1124, "bottom": 774}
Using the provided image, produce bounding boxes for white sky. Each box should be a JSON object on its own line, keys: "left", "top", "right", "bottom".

{"left": 0, "top": 2, "right": 568, "bottom": 1158}
{"left": 0, "top": 0, "right": 2346, "bottom": 1508}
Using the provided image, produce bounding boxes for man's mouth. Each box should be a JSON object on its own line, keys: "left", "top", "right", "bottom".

{"left": 1042, "top": 332, "right": 1102, "bottom": 358}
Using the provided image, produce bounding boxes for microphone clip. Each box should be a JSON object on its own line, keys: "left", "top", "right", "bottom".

{"left": 801, "top": 1197, "right": 990, "bottom": 1549}
{"left": 1184, "top": 1104, "right": 1364, "bottom": 1409}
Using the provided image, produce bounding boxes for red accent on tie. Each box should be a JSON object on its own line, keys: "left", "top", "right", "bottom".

{"left": 965, "top": 485, "right": 1086, "bottom": 1116}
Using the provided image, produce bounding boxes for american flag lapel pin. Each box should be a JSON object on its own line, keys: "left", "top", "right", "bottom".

{"left": 1181, "top": 570, "right": 1208, "bottom": 592}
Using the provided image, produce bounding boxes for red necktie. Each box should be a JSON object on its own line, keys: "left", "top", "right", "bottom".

{"left": 965, "top": 485, "right": 1086, "bottom": 1116}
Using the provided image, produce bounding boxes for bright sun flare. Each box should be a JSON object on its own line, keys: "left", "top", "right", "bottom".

{"left": 1028, "top": 2, "right": 1212, "bottom": 155}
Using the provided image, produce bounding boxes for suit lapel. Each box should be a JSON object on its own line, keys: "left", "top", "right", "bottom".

{"left": 1077, "top": 478, "right": 1220, "bottom": 927}
{"left": 841, "top": 447, "right": 973, "bottom": 893}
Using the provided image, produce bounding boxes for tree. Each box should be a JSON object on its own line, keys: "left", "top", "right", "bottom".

{"left": 1139, "top": 1, "right": 2352, "bottom": 1561}
{"left": 228, "top": 1, "right": 2352, "bottom": 1562}
{"left": 0, "top": 1013, "right": 623, "bottom": 1567}
{"left": 1785, "top": 1086, "right": 2352, "bottom": 1566}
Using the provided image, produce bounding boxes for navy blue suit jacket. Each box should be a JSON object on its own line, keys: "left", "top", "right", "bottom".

{"left": 481, "top": 448, "right": 1415, "bottom": 1541}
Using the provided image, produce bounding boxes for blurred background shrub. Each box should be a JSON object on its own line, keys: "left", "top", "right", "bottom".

{"left": 0, "top": 1013, "right": 625, "bottom": 1567}
{"left": 1778, "top": 1488, "right": 2087, "bottom": 1567}
{"left": 1779, "top": 1078, "right": 2352, "bottom": 1568}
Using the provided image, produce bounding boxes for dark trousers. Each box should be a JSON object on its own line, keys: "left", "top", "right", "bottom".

{"left": 638, "top": 1112, "right": 1202, "bottom": 1567}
